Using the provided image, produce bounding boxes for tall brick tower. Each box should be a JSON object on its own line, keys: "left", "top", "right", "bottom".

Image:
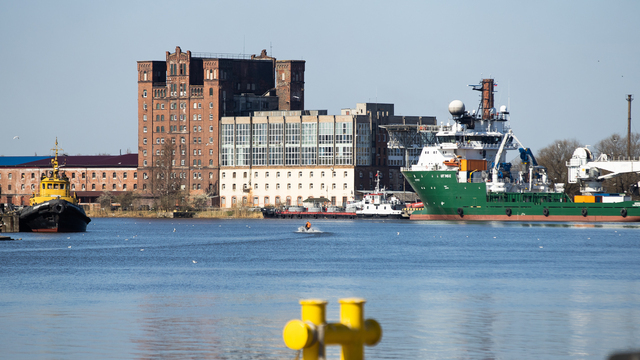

{"left": 275, "top": 60, "right": 305, "bottom": 111}
{"left": 137, "top": 47, "right": 304, "bottom": 206}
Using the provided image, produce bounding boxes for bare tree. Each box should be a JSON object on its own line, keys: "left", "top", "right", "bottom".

{"left": 151, "top": 142, "right": 186, "bottom": 210}
{"left": 115, "top": 191, "right": 139, "bottom": 211}
{"left": 98, "top": 191, "right": 115, "bottom": 209}
{"left": 190, "top": 194, "right": 209, "bottom": 210}
{"left": 535, "top": 138, "right": 582, "bottom": 197}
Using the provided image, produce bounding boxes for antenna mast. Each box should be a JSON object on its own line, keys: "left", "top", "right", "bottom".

{"left": 628, "top": 94, "right": 634, "bottom": 158}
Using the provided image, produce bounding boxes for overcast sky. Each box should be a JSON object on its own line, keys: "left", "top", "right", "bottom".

{"left": 1, "top": 0, "right": 638, "bottom": 157}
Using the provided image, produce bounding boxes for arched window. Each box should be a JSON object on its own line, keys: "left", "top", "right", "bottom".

{"left": 232, "top": 196, "right": 237, "bottom": 205}
{"left": 102, "top": 184, "right": 106, "bottom": 190}
{"left": 92, "top": 184, "right": 96, "bottom": 190}
{"left": 297, "top": 196, "right": 303, "bottom": 206}
{"left": 112, "top": 172, "right": 116, "bottom": 179}
{"left": 264, "top": 196, "right": 269, "bottom": 206}
{"left": 275, "top": 196, "right": 281, "bottom": 205}
{"left": 286, "top": 196, "right": 291, "bottom": 206}
{"left": 209, "top": 88, "right": 213, "bottom": 96}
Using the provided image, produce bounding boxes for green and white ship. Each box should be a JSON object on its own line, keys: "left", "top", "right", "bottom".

{"left": 402, "top": 79, "right": 640, "bottom": 222}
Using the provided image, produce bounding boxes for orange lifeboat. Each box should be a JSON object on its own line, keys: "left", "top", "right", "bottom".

{"left": 443, "top": 158, "right": 460, "bottom": 168}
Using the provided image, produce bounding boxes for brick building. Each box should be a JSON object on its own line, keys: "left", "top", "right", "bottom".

{"left": 0, "top": 154, "right": 138, "bottom": 206}
{"left": 137, "top": 47, "right": 304, "bottom": 205}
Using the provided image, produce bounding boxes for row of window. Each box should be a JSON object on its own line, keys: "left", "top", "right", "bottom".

{"left": 141, "top": 137, "right": 214, "bottom": 145}
{"left": 139, "top": 172, "right": 215, "bottom": 181}
{"left": 221, "top": 195, "right": 344, "bottom": 208}
{"left": 222, "top": 170, "right": 349, "bottom": 179}
{"left": 4, "top": 183, "right": 137, "bottom": 192}
{"left": 140, "top": 99, "right": 216, "bottom": 111}
{"left": 222, "top": 182, "right": 349, "bottom": 191}
{"left": 0, "top": 172, "right": 136, "bottom": 180}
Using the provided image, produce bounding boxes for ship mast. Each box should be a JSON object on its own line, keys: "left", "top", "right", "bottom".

{"left": 628, "top": 95, "right": 633, "bottom": 158}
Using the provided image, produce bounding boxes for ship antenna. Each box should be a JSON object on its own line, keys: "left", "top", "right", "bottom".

{"left": 51, "top": 138, "right": 63, "bottom": 179}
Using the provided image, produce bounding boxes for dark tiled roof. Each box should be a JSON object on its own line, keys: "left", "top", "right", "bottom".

{"left": 0, "top": 154, "right": 138, "bottom": 168}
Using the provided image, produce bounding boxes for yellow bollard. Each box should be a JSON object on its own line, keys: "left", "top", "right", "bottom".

{"left": 283, "top": 298, "right": 382, "bottom": 360}
{"left": 283, "top": 299, "right": 327, "bottom": 360}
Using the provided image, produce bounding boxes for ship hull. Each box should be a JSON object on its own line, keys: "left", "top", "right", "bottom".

{"left": 403, "top": 170, "right": 640, "bottom": 222}
{"left": 19, "top": 199, "right": 91, "bottom": 232}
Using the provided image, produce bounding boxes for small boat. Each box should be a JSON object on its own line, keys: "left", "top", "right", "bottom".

{"left": 262, "top": 176, "right": 406, "bottom": 219}
{"left": 350, "top": 171, "right": 404, "bottom": 218}
{"left": 19, "top": 140, "right": 91, "bottom": 232}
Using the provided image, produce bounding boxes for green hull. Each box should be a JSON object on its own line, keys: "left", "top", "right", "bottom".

{"left": 403, "top": 170, "right": 640, "bottom": 222}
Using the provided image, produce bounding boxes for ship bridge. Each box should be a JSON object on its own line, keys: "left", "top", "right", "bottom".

{"left": 381, "top": 124, "right": 439, "bottom": 167}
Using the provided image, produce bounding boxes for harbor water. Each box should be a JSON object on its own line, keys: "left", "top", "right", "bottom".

{"left": 1, "top": 218, "right": 639, "bottom": 359}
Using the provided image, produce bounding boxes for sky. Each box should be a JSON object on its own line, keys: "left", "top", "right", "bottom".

{"left": 1, "top": 0, "right": 638, "bottom": 157}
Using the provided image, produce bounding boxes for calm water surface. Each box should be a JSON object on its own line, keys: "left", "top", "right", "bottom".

{"left": 1, "top": 218, "right": 639, "bottom": 359}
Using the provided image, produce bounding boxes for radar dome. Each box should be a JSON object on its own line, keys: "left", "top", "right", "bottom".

{"left": 448, "top": 100, "right": 465, "bottom": 116}
{"left": 499, "top": 105, "right": 508, "bottom": 113}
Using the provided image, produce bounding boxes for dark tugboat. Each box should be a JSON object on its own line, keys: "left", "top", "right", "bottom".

{"left": 19, "top": 141, "right": 91, "bottom": 232}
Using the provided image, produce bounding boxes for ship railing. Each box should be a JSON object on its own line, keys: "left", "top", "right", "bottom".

{"left": 418, "top": 125, "right": 452, "bottom": 133}
{"left": 467, "top": 177, "right": 486, "bottom": 183}
{"left": 604, "top": 155, "right": 640, "bottom": 162}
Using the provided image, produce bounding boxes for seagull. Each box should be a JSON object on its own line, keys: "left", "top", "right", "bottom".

{"left": 140, "top": 249, "right": 144, "bottom": 251}
{"left": 192, "top": 260, "right": 197, "bottom": 264}
{"left": 173, "top": 228, "right": 176, "bottom": 232}
{"left": 12, "top": 136, "right": 19, "bottom": 139}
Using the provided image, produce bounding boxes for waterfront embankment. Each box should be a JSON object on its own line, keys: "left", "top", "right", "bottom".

{"left": 87, "top": 209, "right": 264, "bottom": 219}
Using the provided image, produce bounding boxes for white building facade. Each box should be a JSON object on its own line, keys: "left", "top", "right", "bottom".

{"left": 219, "top": 105, "right": 435, "bottom": 208}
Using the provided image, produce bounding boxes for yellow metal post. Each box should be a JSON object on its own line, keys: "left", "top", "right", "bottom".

{"left": 283, "top": 299, "right": 327, "bottom": 360}
{"left": 283, "top": 298, "right": 382, "bottom": 360}
{"left": 339, "top": 298, "right": 364, "bottom": 360}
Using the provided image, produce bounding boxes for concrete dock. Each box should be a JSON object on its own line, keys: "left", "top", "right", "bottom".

{"left": 1, "top": 214, "right": 19, "bottom": 233}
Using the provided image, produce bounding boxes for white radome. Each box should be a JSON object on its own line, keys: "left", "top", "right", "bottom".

{"left": 448, "top": 100, "right": 465, "bottom": 116}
